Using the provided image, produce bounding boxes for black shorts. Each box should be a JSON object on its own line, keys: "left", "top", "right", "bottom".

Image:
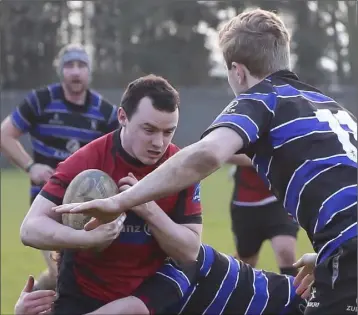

{"left": 230, "top": 201, "right": 299, "bottom": 257}
{"left": 305, "top": 237, "right": 357, "bottom": 315}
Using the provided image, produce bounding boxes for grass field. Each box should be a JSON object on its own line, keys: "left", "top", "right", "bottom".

{"left": 1, "top": 168, "right": 313, "bottom": 314}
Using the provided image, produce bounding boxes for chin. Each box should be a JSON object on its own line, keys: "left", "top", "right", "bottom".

{"left": 140, "top": 155, "right": 163, "bottom": 165}
{"left": 69, "top": 85, "right": 86, "bottom": 94}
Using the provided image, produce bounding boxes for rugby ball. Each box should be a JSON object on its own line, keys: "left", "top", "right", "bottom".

{"left": 62, "top": 169, "right": 120, "bottom": 230}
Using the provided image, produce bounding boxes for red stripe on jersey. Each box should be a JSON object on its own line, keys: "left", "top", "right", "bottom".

{"left": 233, "top": 167, "right": 274, "bottom": 203}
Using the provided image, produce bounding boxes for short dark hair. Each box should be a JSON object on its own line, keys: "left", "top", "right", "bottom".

{"left": 120, "top": 74, "right": 180, "bottom": 119}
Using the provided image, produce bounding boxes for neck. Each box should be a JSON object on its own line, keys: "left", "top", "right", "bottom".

{"left": 62, "top": 84, "right": 87, "bottom": 105}
{"left": 120, "top": 128, "right": 135, "bottom": 158}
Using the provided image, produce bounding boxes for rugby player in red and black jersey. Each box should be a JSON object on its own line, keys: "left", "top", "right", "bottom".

{"left": 228, "top": 157, "right": 298, "bottom": 276}
{"left": 20, "top": 75, "right": 202, "bottom": 314}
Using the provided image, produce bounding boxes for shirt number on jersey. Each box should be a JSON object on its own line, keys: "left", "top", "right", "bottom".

{"left": 315, "top": 109, "right": 357, "bottom": 161}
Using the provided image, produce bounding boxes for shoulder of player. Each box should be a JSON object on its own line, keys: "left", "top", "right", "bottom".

{"left": 20, "top": 83, "right": 59, "bottom": 114}
{"left": 88, "top": 89, "right": 116, "bottom": 108}
{"left": 225, "top": 81, "right": 277, "bottom": 110}
{"left": 165, "top": 143, "right": 181, "bottom": 157}
{"left": 88, "top": 89, "right": 118, "bottom": 119}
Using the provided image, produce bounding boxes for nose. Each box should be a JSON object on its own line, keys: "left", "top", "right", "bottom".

{"left": 151, "top": 133, "right": 164, "bottom": 148}
{"left": 71, "top": 66, "right": 81, "bottom": 75}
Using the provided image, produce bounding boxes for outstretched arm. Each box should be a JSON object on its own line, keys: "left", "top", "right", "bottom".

{"left": 118, "top": 127, "right": 244, "bottom": 209}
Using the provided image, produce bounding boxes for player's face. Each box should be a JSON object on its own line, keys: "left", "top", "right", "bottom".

{"left": 62, "top": 60, "right": 89, "bottom": 94}
{"left": 227, "top": 63, "right": 249, "bottom": 96}
{"left": 120, "top": 97, "right": 178, "bottom": 165}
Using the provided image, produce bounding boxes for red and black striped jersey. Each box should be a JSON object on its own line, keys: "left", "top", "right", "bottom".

{"left": 40, "top": 129, "right": 202, "bottom": 302}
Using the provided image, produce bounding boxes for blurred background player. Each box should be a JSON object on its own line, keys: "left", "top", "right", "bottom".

{"left": 0, "top": 43, "right": 118, "bottom": 291}
{"left": 228, "top": 163, "right": 298, "bottom": 276}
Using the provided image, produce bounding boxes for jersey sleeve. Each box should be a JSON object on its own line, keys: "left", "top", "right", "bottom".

{"left": 39, "top": 142, "right": 101, "bottom": 205}
{"left": 10, "top": 90, "right": 41, "bottom": 132}
{"left": 171, "top": 182, "right": 202, "bottom": 225}
{"left": 201, "top": 95, "right": 276, "bottom": 151}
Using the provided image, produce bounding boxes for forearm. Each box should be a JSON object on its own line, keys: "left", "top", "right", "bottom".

{"left": 118, "top": 141, "right": 220, "bottom": 209}
{"left": 227, "top": 154, "right": 252, "bottom": 166}
{"left": 135, "top": 203, "right": 201, "bottom": 263}
{"left": 0, "top": 135, "right": 32, "bottom": 170}
{"left": 20, "top": 216, "right": 86, "bottom": 250}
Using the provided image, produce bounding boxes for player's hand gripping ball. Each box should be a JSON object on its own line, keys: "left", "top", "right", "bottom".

{"left": 62, "top": 169, "right": 125, "bottom": 246}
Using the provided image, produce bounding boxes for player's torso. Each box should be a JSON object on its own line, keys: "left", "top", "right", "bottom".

{"left": 72, "top": 133, "right": 182, "bottom": 301}
{"left": 232, "top": 166, "right": 276, "bottom": 206}
{"left": 247, "top": 77, "right": 357, "bottom": 255}
{"left": 29, "top": 84, "right": 115, "bottom": 168}
{"left": 28, "top": 84, "right": 117, "bottom": 199}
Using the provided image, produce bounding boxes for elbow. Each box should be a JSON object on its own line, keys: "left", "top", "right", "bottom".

{"left": 20, "top": 220, "right": 31, "bottom": 246}
{"left": 181, "top": 239, "right": 201, "bottom": 264}
{"left": 20, "top": 218, "right": 37, "bottom": 247}
{"left": 190, "top": 141, "right": 222, "bottom": 175}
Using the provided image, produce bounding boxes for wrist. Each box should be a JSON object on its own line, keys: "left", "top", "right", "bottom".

{"left": 67, "top": 229, "right": 93, "bottom": 249}
{"left": 133, "top": 202, "right": 156, "bottom": 220}
{"left": 24, "top": 161, "right": 35, "bottom": 173}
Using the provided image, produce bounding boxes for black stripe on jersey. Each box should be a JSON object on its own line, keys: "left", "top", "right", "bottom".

{"left": 171, "top": 190, "right": 203, "bottom": 224}
{"left": 39, "top": 190, "right": 63, "bottom": 206}
{"left": 181, "top": 250, "right": 229, "bottom": 313}
{"left": 222, "top": 261, "right": 254, "bottom": 313}
{"left": 177, "top": 214, "right": 202, "bottom": 224}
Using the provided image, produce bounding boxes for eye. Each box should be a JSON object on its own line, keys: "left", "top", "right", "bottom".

{"left": 164, "top": 130, "right": 174, "bottom": 136}
{"left": 144, "top": 128, "right": 154, "bottom": 134}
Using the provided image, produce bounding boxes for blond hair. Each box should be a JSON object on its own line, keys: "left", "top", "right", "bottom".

{"left": 218, "top": 8, "right": 291, "bottom": 78}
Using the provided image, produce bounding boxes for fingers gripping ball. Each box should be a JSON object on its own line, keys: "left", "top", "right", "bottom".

{"left": 62, "top": 169, "right": 120, "bottom": 230}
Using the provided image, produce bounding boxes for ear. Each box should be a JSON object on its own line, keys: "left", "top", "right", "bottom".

{"left": 232, "top": 62, "right": 246, "bottom": 85}
{"left": 118, "top": 108, "right": 127, "bottom": 127}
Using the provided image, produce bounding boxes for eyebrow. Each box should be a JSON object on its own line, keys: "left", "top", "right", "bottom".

{"left": 143, "top": 123, "right": 176, "bottom": 131}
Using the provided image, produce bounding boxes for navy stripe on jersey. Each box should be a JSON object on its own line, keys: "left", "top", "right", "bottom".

{"left": 12, "top": 109, "right": 31, "bottom": 132}
{"left": 244, "top": 269, "right": 269, "bottom": 315}
{"left": 203, "top": 255, "right": 240, "bottom": 314}
{"left": 284, "top": 154, "right": 356, "bottom": 223}
{"left": 275, "top": 84, "right": 336, "bottom": 104}
{"left": 34, "top": 124, "right": 103, "bottom": 142}
{"left": 43, "top": 102, "right": 106, "bottom": 121}
{"left": 212, "top": 114, "right": 259, "bottom": 143}
{"left": 238, "top": 93, "right": 276, "bottom": 114}
{"left": 90, "top": 91, "right": 102, "bottom": 107}
{"left": 271, "top": 116, "right": 355, "bottom": 149}
{"left": 279, "top": 276, "right": 297, "bottom": 315}
{"left": 116, "top": 212, "right": 152, "bottom": 244}
{"left": 314, "top": 184, "right": 357, "bottom": 233}
{"left": 175, "top": 245, "right": 215, "bottom": 314}
{"left": 31, "top": 138, "right": 71, "bottom": 160}
{"left": 157, "top": 263, "right": 191, "bottom": 298}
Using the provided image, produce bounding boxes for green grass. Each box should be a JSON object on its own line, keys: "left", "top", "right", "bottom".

{"left": 1, "top": 168, "right": 313, "bottom": 314}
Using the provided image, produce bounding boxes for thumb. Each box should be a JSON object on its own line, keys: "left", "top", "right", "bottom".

{"left": 23, "top": 275, "right": 35, "bottom": 293}
{"left": 84, "top": 217, "right": 102, "bottom": 231}
{"left": 293, "top": 255, "right": 305, "bottom": 268}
